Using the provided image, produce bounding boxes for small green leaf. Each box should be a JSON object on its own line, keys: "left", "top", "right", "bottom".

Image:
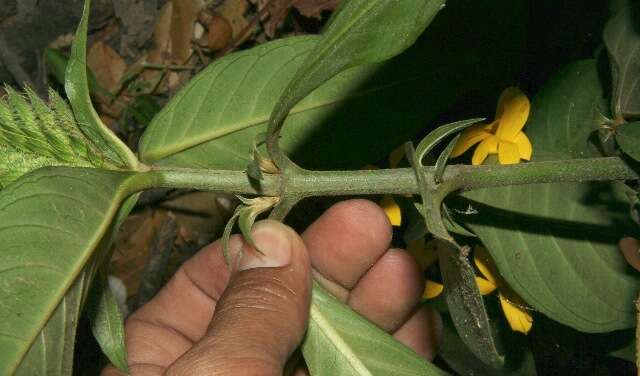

{"left": 303, "top": 282, "right": 448, "bottom": 376}
{"left": 617, "top": 121, "right": 640, "bottom": 161}
{"left": 44, "top": 48, "right": 100, "bottom": 94}
{"left": 437, "top": 241, "right": 505, "bottom": 369}
{"left": 603, "top": 3, "right": 640, "bottom": 118}
{"left": 86, "top": 273, "right": 128, "bottom": 373}
{"left": 237, "top": 196, "right": 279, "bottom": 251}
{"left": 65, "top": 0, "right": 139, "bottom": 169}
{"left": 435, "top": 135, "right": 460, "bottom": 184}
{"left": 268, "top": 0, "right": 446, "bottom": 152}
{"left": 416, "top": 118, "right": 484, "bottom": 166}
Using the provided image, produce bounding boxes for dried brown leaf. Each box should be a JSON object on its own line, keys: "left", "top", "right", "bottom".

{"left": 87, "top": 41, "right": 127, "bottom": 93}
{"left": 206, "top": 12, "right": 233, "bottom": 51}
{"left": 216, "top": 0, "right": 250, "bottom": 43}
{"left": 294, "top": 0, "right": 339, "bottom": 19}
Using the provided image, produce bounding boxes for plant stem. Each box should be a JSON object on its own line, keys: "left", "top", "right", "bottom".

{"left": 142, "top": 157, "right": 637, "bottom": 197}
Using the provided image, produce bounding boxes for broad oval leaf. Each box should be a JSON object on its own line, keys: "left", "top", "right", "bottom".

{"left": 0, "top": 168, "right": 143, "bottom": 373}
{"left": 65, "top": 0, "right": 139, "bottom": 169}
{"left": 459, "top": 60, "right": 640, "bottom": 332}
{"left": 139, "top": 0, "right": 526, "bottom": 171}
{"left": 303, "top": 283, "right": 448, "bottom": 376}
{"left": 616, "top": 121, "right": 640, "bottom": 161}
{"left": 268, "top": 0, "right": 445, "bottom": 145}
{"left": 603, "top": 3, "right": 640, "bottom": 118}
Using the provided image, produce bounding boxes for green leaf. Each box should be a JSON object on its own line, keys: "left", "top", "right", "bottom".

{"left": 44, "top": 48, "right": 100, "bottom": 94}
{"left": 0, "top": 167, "right": 144, "bottom": 373}
{"left": 437, "top": 242, "right": 504, "bottom": 369}
{"left": 459, "top": 60, "right": 640, "bottom": 332}
{"left": 617, "top": 121, "right": 640, "bottom": 161}
{"left": 87, "top": 274, "right": 128, "bottom": 373}
{"left": 439, "top": 314, "right": 537, "bottom": 376}
{"left": 604, "top": 3, "right": 640, "bottom": 118}
{"left": 65, "top": 0, "right": 139, "bottom": 169}
{"left": 416, "top": 118, "right": 484, "bottom": 165}
{"left": 268, "top": 0, "right": 445, "bottom": 148}
{"left": 139, "top": 0, "right": 526, "bottom": 171}
{"left": 303, "top": 283, "right": 448, "bottom": 376}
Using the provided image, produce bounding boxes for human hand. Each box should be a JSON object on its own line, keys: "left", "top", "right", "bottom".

{"left": 102, "top": 199, "right": 441, "bottom": 375}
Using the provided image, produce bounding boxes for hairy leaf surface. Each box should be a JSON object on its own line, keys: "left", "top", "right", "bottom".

{"left": 0, "top": 168, "right": 141, "bottom": 373}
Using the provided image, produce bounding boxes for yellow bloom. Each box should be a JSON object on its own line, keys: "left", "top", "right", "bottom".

{"left": 451, "top": 87, "right": 532, "bottom": 165}
{"left": 474, "top": 246, "right": 533, "bottom": 334}
{"left": 410, "top": 239, "right": 533, "bottom": 334}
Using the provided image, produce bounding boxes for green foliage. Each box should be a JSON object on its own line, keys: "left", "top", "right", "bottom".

{"left": 0, "top": 87, "right": 117, "bottom": 187}
{"left": 604, "top": 2, "right": 640, "bottom": 119}
{"left": 302, "top": 283, "right": 448, "bottom": 376}
{"left": 617, "top": 121, "right": 640, "bottom": 161}
{"left": 140, "top": 0, "right": 526, "bottom": 171}
{"left": 460, "top": 60, "right": 640, "bottom": 332}
{"left": 0, "top": 168, "right": 143, "bottom": 374}
{"left": 86, "top": 273, "right": 129, "bottom": 373}
{"left": 439, "top": 314, "right": 537, "bottom": 376}
{"left": 267, "top": 0, "right": 446, "bottom": 149}
{"left": 64, "top": 0, "right": 139, "bottom": 170}
{"left": 2, "top": 0, "right": 640, "bottom": 373}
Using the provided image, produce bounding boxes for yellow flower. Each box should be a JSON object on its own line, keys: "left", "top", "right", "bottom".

{"left": 474, "top": 246, "right": 533, "bottom": 334}
{"left": 451, "top": 87, "right": 532, "bottom": 165}
{"left": 409, "top": 240, "right": 533, "bottom": 334}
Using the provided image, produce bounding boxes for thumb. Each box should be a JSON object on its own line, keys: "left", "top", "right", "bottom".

{"left": 167, "top": 220, "right": 312, "bottom": 376}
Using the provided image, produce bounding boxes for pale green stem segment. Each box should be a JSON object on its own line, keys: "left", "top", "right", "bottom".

{"left": 142, "top": 157, "right": 637, "bottom": 197}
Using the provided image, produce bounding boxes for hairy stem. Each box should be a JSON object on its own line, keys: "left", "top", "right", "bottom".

{"left": 141, "top": 157, "right": 637, "bottom": 197}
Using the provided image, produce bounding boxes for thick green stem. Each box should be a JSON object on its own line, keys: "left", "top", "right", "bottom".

{"left": 141, "top": 157, "right": 637, "bottom": 197}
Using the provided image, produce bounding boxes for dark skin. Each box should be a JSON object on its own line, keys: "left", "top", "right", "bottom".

{"left": 103, "top": 199, "right": 442, "bottom": 375}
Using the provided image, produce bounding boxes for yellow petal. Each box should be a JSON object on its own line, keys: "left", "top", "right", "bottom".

{"left": 514, "top": 131, "right": 532, "bottom": 160}
{"left": 471, "top": 135, "right": 499, "bottom": 165}
{"left": 498, "top": 292, "right": 533, "bottom": 334}
{"left": 381, "top": 195, "right": 401, "bottom": 226}
{"left": 495, "top": 87, "right": 530, "bottom": 141}
{"left": 473, "top": 246, "right": 499, "bottom": 286}
{"left": 451, "top": 122, "right": 494, "bottom": 158}
{"left": 475, "top": 276, "right": 497, "bottom": 295}
{"left": 498, "top": 140, "right": 521, "bottom": 165}
{"left": 388, "top": 146, "right": 405, "bottom": 168}
{"left": 424, "top": 280, "right": 444, "bottom": 299}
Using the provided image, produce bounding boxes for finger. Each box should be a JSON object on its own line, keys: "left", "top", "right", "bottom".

{"left": 347, "top": 249, "right": 425, "bottom": 332}
{"left": 166, "top": 220, "right": 312, "bottom": 375}
{"left": 393, "top": 305, "right": 443, "bottom": 361}
{"left": 302, "top": 200, "right": 392, "bottom": 293}
{"left": 112, "top": 235, "right": 244, "bottom": 372}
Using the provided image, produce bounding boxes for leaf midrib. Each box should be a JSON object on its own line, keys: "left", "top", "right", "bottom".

{"left": 9, "top": 171, "right": 136, "bottom": 373}
{"left": 309, "top": 302, "right": 372, "bottom": 376}
{"left": 144, "top": 73, "right": 418, "bottom": 162}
